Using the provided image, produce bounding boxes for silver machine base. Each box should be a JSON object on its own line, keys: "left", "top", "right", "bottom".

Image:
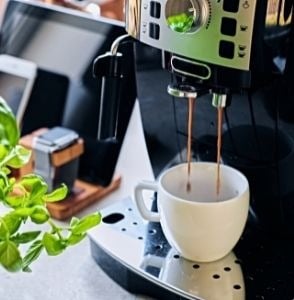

{"left": 90, "top": 195, "right": 294, "bottom": 299}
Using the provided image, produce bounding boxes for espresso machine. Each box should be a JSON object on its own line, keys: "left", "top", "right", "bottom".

{"left": 1, "top": 0, "right": 294, "bottom": 298}
{"left": 89, "top": 0, "right": 294, "bottom": 299}
{"left": 94, "top": 0, "right": 294, "bottom": 232}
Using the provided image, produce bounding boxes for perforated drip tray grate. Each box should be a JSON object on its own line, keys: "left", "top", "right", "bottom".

{"left": 89, "top": 196, "right": 294, "bottom": 300}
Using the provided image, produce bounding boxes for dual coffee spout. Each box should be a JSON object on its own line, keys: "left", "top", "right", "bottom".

{"left": 167, "top": 83, "right": 230, "bottom": 109}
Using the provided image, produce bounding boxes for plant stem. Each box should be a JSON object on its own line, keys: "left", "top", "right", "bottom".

{"left": 48, "top": 219, "right": 64, "bottom": 241}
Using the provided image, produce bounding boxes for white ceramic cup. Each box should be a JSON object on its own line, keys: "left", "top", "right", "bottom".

{"left": 134, "top": 162, "right": 249, "bottom": 262}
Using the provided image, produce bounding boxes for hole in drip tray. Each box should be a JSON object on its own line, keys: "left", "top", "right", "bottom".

{"left": 193, "top": 264, "right": 200, "bottom": 269}
{"left": 224, "top": 267, "right": 231, "bottom": 272}
{"left": 103, "top": 213, "right": 125, "bottom": 224}
{"left": 233, "top": 284, "right": 241, "bottom": 290}
{"left": 148, "top": 229, "right": 156, "bottom": 235}
{"left": 213, "top": 274, "right": 220, "bottom": 279}
{"left": 173, "top": 254, "right": 180, "bottom": 259}
{"left": 155, "top": 245, "right": 162, "bottom": 250}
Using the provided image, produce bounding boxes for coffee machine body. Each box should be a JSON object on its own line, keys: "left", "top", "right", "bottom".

{"left": 126, "top": 0, "right": 291, "bottom": 90}
{"left": 124, "top": 0, "right": 294, "bottom": 235}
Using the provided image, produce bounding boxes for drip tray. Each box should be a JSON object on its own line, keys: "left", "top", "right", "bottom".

{"left": 89, "top": 196, "right": 294, "bottom": 300}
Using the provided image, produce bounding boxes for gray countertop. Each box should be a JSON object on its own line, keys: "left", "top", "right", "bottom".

{"left": 0, "top": 237, "right": 153, "bottom": 300}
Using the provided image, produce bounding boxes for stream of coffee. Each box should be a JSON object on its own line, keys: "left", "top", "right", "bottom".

{"left": 186, "top": 96, "right": 195, "bottom": 192}
{"left": 186, "top": 98, "right": 223, "bottom": 197}
{"left": 216, "top": 107, "right": 223, "bottom": 196}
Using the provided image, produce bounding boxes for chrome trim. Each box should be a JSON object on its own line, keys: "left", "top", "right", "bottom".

{"left": 128, "top": 0, "right": 258, "bottom": 71}
{"left": 212, "top": 93, "right": 227, "bottom": 108}
{"left": 110, "top": 34, "right": 130, "bottom": 54}
{"left": 167, "top": 83, "right": 198, "bottom": 98}
{"left": 165, "top": 0, "right": 209, "bottom": 33}
{"left": 171, "top": 55, "right": 211, "bottom": 80}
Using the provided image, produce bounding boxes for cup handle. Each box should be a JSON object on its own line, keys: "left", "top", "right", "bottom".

{"left": 134, "top": 180, "right": 160, "bottom": 222}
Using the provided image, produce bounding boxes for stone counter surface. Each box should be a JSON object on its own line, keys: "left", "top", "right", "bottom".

{"left": 0, "top": 237, "right": 153, "bottom": 300}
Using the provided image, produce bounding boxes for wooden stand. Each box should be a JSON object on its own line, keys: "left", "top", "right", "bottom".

{"left": 17, "top": 128, "right": 121, "bottom": 220}
{"left": 46, "top": 177, "right": 121, "bottom": 220}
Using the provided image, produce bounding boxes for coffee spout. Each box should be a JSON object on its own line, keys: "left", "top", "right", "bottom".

{"left": 167, "top": 83, "right": 197, "bottom": 99}
{"left": 167, "top": 83, "right": 208, "bottom": 99}
{"left": 211, "top": 90, "right": 232, "bottom": 108}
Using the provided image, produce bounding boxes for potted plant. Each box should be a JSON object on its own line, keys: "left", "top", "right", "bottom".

{"left": 0, "top": 96, "right": 101, "bottom": 272}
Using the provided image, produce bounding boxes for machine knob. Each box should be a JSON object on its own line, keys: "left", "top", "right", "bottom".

{"left": 165, "top": 0, "right": 209, "bottom": 33}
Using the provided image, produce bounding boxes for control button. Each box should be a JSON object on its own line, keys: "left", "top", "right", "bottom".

{"left": 221, "top": 17, "right": 237, "bottom": 36}
{"left": 150, "top": 1, "right": 161, "bottom": 19}
{"left": 223, "top": 0, "right": 239, "bottom": 13}
{"left": 149, "top": 23, "right": 160, "bottom": 40}
{"left": 240, "top": 24, "right": 248, "bottom": 32}
{"left": 142, "top": 22, "right": 147, "bottom": 34}
{"left": 219, "top": 40, "right": 235, "bottom": 59}
{"left": 238, "top": 51, "right": 246, "bottom": 58}
{"left": 242, "top": 1, "right": 250, "bottom": 9}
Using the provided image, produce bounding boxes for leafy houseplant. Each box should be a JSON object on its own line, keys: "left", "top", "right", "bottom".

{"left": 0, "top": 96, "right": 101, "bottom": 272}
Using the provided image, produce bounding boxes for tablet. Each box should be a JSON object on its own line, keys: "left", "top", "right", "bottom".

{"left": 0, "top": 54, "right": 37, "bottom": 125}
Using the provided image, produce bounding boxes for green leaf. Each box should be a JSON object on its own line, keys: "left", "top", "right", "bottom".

{"left": 19, "top": 174, "right": 48, "bottom": 198}
{"left": 69, "top": 216, "right": 80, "bottom": 227}
{"left": 3, "top": 167, "right": 11, "bottom": 175}
{"left": 5, "top": 193, "right": 26, "bottom": 209}
{"left": 0, "top": 124, "right": 10, "bottom": 148}
{"left": 4, "top": 214, "right": 22, "bottom": 235}
{"left": 30, "top": 206, "right": 50, "bottom": 224}
{"left": 0, "top": 213, "right": 21, "bottom": 237}
{"left": 42, "top": 233, "right": 66, "bottom": 256}
{"left": 0, "top": 170, "right": 10, "bottom": 189}
{"left": 11, "top": 231, "right": 41, "bottom": 244}
{"left": 0, "top": 240, "right": 22, "bottom": 272}
{"left": 13, "top": 207, "right": 34, "bottom": 218}
{"left": 0, "top": 218, "right": 9, "bottom": 240}
{"left": 66, "top": 233, "right": 86, "bottom": 246}
{"left": 19, "top": 174, "right": 48, "bottom": 205}
{"left": 0, "top": 145, "right": 8, "bottom": 162}
{"left": 22, "top": 265, "right": 32, "bottom": 273}
{"left": 71, "top": 212, "right": 101, "bottom": 235}
{"left": 22, "top": 240, "right": 44, "bottom": 270}
{"left": 5, "top": 145, "right": 31, "bottom": 168}
{"left": 0, "top": 186, "right": 5, "bottom": 202}
{"left": 43, "top": 184, "right": 68, "bottom": 202}
{"left": 0, "top": 97, "right": 19, "bottom": 148}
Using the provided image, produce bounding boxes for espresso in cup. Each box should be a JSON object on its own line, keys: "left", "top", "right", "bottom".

{"left": 134, "top": 162, "right": 249, "bottom": 262}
